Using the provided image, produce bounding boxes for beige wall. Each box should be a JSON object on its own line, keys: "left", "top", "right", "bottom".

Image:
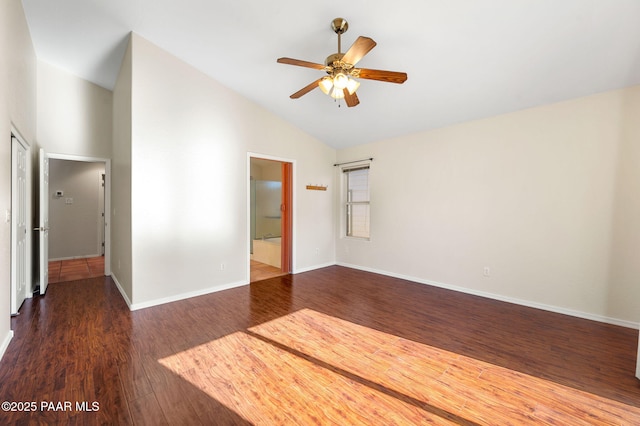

{"left": 111, "top": 37, "right": 133, "bottom": 303}
{"left": 251, "top": 158, "right": 282, "bottom": 181}
{"left": 336, "top": 86, "right": 640, "bottom": 327}
{"left": 128, "top": 34, "right": 336, "bottom": 308}
{"left": 607, "top": 88, "right": 640, "bottom": 325}
{"left": 0, "top": 0, "right": 37, "bottom": 357}
{"left": 37, "top": 61, "right": 112, "bottom": 158}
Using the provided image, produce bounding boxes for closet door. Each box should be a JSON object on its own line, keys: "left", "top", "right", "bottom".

{"left": 11, "top": 136, "right": 28, "bottom": 313}
{"left": 636, "top": 332, "right": 640, "bottom": 379}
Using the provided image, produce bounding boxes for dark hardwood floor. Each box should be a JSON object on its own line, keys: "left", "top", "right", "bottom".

{"left": 1, "top": 266, "right": 639, "bottom": 424}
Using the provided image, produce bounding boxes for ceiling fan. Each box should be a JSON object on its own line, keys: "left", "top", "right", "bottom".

{"left": 277, "top": 18, "right": 408, "bottom": 107}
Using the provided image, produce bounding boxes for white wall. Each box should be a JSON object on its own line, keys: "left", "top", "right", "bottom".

{"left": 49, "top": 160, "right": 105, "bottom": 259}
{"left": 336, "top": 86, "right": 640, "bottom": 327}
{"left": 111, "top": 36, "right": 133, "bottom": 303}
{"left": 37, "top": 60, "right": 112, "bottom": 158}
{"left": 0, "top": 0, "right": 37, "bottom": 358}
{"left": 128, "top": 34, "right": 335, "bottom": 308}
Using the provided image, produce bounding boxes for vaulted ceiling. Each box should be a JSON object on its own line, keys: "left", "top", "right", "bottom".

{"left": 21, "top": 0, "right": 640, "bottom": 149}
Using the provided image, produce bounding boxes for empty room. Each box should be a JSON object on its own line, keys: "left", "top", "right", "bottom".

{"left": 1, "top": 0, "right": 640, "bottom": 424}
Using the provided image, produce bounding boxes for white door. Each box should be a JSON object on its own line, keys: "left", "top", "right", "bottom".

{"left": 11, "top": 137, "right": 28, "bottom": 314}
{"left": 39, "top": 149, "right": 50, "bottom": 294}
{"left": 98, "top": 172, "right": 105, "bottom": 256}
{"left": 636, "top": 332, "right": 640, "bottom": 379}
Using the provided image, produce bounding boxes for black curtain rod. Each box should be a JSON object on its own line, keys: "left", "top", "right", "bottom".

{"left": 333, "top": 158, "right": 374, "bottom": 167}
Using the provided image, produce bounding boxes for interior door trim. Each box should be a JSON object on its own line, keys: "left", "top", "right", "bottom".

{"left": 247, "top": 152, "right": 295, "bottom": 281}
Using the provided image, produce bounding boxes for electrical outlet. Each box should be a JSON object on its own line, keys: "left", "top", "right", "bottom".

{"left": 220, "top": 263, "right": 226, "bottom": 271}
{"left": 483, "top": 266, "right": 491, "bottom": 277}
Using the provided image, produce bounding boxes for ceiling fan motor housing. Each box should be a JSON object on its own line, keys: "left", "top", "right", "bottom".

{"left": 331, "top": 18, "right": 349, "bottom": 35}
{"left": 325, "top": 53, "right": 344, "bottom": 67}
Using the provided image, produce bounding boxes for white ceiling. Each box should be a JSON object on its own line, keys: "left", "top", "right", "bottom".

{"left": 21, "top": 0, "right": 640, "bottom": 149}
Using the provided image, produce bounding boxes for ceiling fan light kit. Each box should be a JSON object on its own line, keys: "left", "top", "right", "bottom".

{"left": 277, "top": 17, "right": 408, "bottom": 107}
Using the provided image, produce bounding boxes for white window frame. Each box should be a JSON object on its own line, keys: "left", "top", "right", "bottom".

{"left": 342, "top": 163, "right": 370, "bottom": 240}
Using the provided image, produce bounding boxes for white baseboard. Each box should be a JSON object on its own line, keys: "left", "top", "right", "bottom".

{"left": 50, "top": 254, "right": 102, "bottom": 261}
{"left": 111, "top": 262, "right": 337, "bottom": 312}
{"left": 0, "top": 330, "right": 14, "bottom": 362}
{"left": 129, "top": 280, "right": 249, "bottom": 311}
{"left": 110, "top": 260, "right": 637, "bottom": 330}
{"left": 293, "top": 261, "right": 337, "bottom": 274}
{"left": 110, "top": 273, "right": 132, "bottom": 308}
{"left": 337, "top": 262, "right": 640, "bottom": 330}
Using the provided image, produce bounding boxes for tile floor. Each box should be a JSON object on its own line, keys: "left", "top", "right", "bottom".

{"left": 48, "top": 256, "right": 105, "bottom": 283}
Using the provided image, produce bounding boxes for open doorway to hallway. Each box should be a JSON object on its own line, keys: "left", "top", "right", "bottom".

{"left": 44, "top": 155, "right": 110, "bottom": 285}
{"left": 249, "top": 156, "right": 292, "bottom": 282}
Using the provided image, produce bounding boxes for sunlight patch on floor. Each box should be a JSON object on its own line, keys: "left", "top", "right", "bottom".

{"left": 158, "top": 309, "right": 640, "bottom": 425}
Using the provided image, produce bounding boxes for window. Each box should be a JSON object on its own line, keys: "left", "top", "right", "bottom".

{"left": 344, "top": 164, "right": 370, "bottom": 239}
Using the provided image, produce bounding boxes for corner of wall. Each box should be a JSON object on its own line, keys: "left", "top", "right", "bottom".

{"left": 0, "top": 330, "right": 14, "bottom": 361}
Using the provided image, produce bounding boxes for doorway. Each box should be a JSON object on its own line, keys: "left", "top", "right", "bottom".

{"left": 249, "top": 155, "right": 293, "bottom": 282}
{"left": 48, "top": 159, "right": 105, "bottom": 261}
{"left": 38, "top": 152, "right": 111, "bottom": 290}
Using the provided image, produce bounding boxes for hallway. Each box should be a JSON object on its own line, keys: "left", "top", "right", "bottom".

{"left": 48, "top": 257, "right": 105, "bottom": 283}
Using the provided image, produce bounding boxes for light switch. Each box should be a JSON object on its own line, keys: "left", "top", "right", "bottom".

{"left": 65, "top": 198, "right": 74, "bottom": 205}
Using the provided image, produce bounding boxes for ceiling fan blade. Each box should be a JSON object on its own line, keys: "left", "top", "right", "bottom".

{"left": 277, "top": 57, "right": 326, "bottom": 70}
{"left": 357, "top": 68, "right": 408, "bottom": 84}
{"left": 341, "top": 36, "right": 377, "bottom": 66}
{"left": 290, "top": 78, "right": 323, "bottom": 99}
{"left": 344, "top": 91, "right": 360, "bottom": 107}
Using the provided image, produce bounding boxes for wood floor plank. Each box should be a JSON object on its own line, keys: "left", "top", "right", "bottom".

{"left": 250, "top": 259, "right": 286, "bottom": 282}
{"left": 129, "top": 392, "right": 169, "bottom": 426}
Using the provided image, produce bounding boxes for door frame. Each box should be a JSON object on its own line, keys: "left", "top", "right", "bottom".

{"left": 280, "top": 162, "right": 293, "bottom": 272}
{"left": 247, "top": 153, "right": 295, "bottom": 281}
{"left": 10, "top": 128, "right": 32, "bottom": 314}
{"left": 38, "top": 148, "right": 49, "bottom": 294}
{"left": 46, "top": 153, "right": 112, "bottom": 277}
